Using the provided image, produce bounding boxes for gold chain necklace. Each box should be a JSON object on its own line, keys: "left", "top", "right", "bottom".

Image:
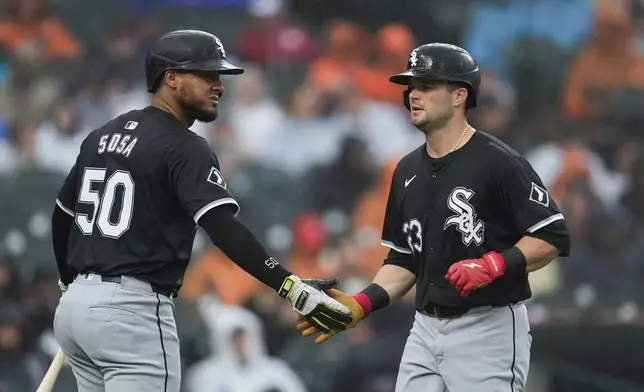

{"left": 452, "top": 125, "right": 472, "bottom": 152}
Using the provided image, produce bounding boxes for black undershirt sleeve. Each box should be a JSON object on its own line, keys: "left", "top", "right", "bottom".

{"left": 198, "top": 206, "right": 291, "bottom": 291}
{"left": 52, "top": 206, "right": 75, "bottom": 285}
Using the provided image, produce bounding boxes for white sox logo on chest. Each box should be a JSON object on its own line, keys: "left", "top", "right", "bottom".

{"left": 444, "top": 187, "right": 484, "bottom": 246}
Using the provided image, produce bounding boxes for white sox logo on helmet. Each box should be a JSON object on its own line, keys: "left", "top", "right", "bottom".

{"left": 444, "top": 187, "right": 484, "bottom": 246}
{"left": 409, "top": 49, "right": 419, "bottom": 67}
{"left": 214, "top": 36, "right": 226, "bottom": 57}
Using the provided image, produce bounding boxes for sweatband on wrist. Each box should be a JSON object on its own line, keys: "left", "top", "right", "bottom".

{"left": 354, "top": 283, "right": 391, "bottom": 318}
{"left": 501, "top": 247, "right": 527, "bottom": 276}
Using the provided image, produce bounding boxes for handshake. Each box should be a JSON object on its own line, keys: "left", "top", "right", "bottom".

{"left": 279, "top": 275, "right": 366, "bottom": 344}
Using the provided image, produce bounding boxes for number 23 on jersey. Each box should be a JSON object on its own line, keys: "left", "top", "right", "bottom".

{"left": 76, "top": 167, "right": 135, "bottom": 239}
{"left": 403, "top": 218, "right": 423, "bottom": 254}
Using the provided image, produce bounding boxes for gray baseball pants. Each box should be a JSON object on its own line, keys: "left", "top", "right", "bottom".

{"left": 395, "top": 302, "right": 531, "bottom": 392}
{"left": 53, "top": 274, "right": 181, "bottom": 392}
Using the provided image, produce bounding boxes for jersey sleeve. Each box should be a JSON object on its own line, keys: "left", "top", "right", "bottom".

{"left": 380, "top": 172, "right": 412, "bottom": 255}
{"left": 168, "top": 137, "right": 239, "bottom": 223}
{"left": 55, "top": 161, "right": 79, "bottom": 217}
{"left": 497, "top": 154, "right": 569, "bottom": 254}
{"left": 380, "top": 172, "right": 417, "bottom": 273}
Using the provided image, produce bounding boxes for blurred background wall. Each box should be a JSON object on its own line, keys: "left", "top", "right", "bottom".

{"left": 0, "top": 0, "right": 643, "bottom": 391}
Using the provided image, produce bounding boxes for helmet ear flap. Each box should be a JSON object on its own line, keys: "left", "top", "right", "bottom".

{"left": 403, "top": 88, "right": 411, "bottom": 111}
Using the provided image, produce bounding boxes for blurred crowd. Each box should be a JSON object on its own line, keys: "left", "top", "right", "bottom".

{"left": 0, "top": 0, "right": 643, "bottom": 391}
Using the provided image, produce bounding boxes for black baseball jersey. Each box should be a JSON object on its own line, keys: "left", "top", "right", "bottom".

{"left": 55, "top": 106, "right": 239, "bottom": 293}
{"left": 381, "top": 131, "right": 569, "bottom": 310}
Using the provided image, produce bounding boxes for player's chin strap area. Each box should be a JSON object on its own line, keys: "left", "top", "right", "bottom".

{"left": 278, "top": 275, "right": 353, "bottom": 333}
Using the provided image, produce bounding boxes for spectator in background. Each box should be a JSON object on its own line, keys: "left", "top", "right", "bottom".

{"left": 73, "top": 63, "right": 117, "bottom": 132}
{"left": 620, "top": 153, "right": 644, "bottom": 297}
{"left": 353, "top": 22, "right": 416, "bottom": 105}
{"left": 242, "top": 285, "right": 302, "bottom": 356}
{"left": 0, "top": 0, "right": 80, "bottom": 129}
{"left": 33, "top": 99, "right": 85, "bottom": 174}
{"left": 554, "top": 182, "right": 600, "bottom": 289}
{"left": 0, "top": 121, "right": 38, "bottom": 173}
{"left": 0, "top": 123, "right": 21, "bottom": 174}
{"left": 621, "top": 154, "right": 644, "bottom": 227}
{"left": 0, "top": 0, "right": 81, "bottom": 64}
{"left": 284, "top": 213, "right": 331, "bottom": 280}
{"left": 0, "top": 302, "right": 33, "bottom": 392}
{"left": 237, "top": 0, "right": 318, "bottom": 96}
{"left": 19, "top": 268, "right": 60, "bottom": 353}
{"left": 352, "top": 158, "right": 398, "bottom": 279}
{"left": 305, "top": 135, "right": 377, "bottom": 216}
{"left": 260, "top": 83, "right": 352, "bottom": 175}
{"left": 227, "top": 64, "right": 286, "bottom": 162}
{"left": 562, "top": 4, "right": 644, "bottom": 121}
{"left": 188, "top": 296, "right": 308, "bottom": 392}
{"left": 631, "top": 0, "right": 644, "bottom": 54}
{"left": 0, "top": 50, "right": 61, "bottom": 129}
{"left": 0, "top": 258, "right": 17, "bottom": 301}
{"left": 180, "top": 246, "right": 261, "bottom": 307}
{"left": 101, "top": 18, "right": 161, "bottom": 117}
{"left": 307, "top": 19, "right": 369, "bottom": 95}
{"left": 463, "top": 0, "right": 592, "bottom": 81}
{"left": 469, "top": 69, "right": 516, "bottom": 146}
{"left": 237, "top": 0, "right": 318, "bottom": 67}
{"left": 96, "top": 21, "right": 152, "bottom": 85}
{"left": 559, "top": 182, "right": 633, "bottom": 303}
{"left": 333, "top": 77, "right": 422, "bottom": 165}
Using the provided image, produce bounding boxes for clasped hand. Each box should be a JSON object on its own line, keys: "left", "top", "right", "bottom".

{"left": 293, "top": 286, "right": 365, "bottom": 344}
{"left": 280, "top": 275, "right": 356, "bottom": 337}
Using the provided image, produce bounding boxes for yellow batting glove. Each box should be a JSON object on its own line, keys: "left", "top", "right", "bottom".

{"left": 296, "top": 288, "right": 365, "bottom": 344}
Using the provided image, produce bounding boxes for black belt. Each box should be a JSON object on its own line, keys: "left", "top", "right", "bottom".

{"left": 423, "top": 304, "right": 471, "bottom": 318}
{"left": 423, "top": 302, "right": 515, "bottom": 319}
{"left": 100, "top": 275, "right": 177, "bottom": 299}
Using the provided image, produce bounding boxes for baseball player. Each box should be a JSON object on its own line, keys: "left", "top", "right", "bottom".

{"left": 50, "top": 30, "right": 352, "bottom": 392}
{"left": 296, "top": 43, "right": 571, "bottom": 391}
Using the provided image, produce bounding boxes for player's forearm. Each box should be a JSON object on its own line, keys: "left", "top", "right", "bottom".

{"left": 198, "top": 207, "right": 291, "bottom": 291}
{"left": 51, "top": 206, "right": 75, "bottom": 284}
{"left": 514, "top": 235, "right": 559, "bottom": 273}
{"left": 372, "top": 264, "right": 416, "bottom": 301}
{"left": 353, "top": 264, "right": 416, "bottom": 317}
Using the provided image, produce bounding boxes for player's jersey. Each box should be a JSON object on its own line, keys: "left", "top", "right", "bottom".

{"left": 381, "top": 131, "right": 568, "bottom": 310}
{"left": 55, "top": 106, "right": 239, "bottom": 293}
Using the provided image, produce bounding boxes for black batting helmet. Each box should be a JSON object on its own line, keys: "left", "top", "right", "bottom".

{"left": 389, "top": 43, "right": 481, "bottom": 110}
{"left": 145, "top": 30, "right": 244, "bottom": 93}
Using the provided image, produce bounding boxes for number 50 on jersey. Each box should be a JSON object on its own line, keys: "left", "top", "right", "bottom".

{"left": 76, "top": 168, "right": 135, "bottom": 239}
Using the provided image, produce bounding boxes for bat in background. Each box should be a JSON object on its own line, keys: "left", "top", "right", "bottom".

{"left": 36, "top": 349, "right": 65, "bottom": 392}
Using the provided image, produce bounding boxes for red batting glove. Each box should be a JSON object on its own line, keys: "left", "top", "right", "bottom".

{"left": 445, "top": 251, "right": 506, "bottom": 296}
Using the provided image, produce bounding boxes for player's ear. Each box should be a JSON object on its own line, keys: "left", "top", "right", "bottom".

{"left": 164, "top": 71, "right": 180, "bottom": 90}
{"left": 452, "top": 87, "right": 468, "bottom": 108}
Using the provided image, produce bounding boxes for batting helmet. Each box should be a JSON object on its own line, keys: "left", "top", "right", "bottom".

{"left": 145, "top": 30, "right": 244, "bottom": 93}
{"left": 389, "top": 43, "right": 481, "bottom": 110}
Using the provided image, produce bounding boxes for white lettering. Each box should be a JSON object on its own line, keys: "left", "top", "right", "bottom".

{"left": 116, "top": 134, "right": 131, "bottom": 154}
{"left": 107, "top": 133, "right": 122, "bottom": 152}
{"left": 121, "top": 137, "right": 138, "bottom": 158}
{"left": 98, "top": 135, "right": 109, "bottom": 154}
{"left": 98, "top": 134, "right": 138, "bottom": 158}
